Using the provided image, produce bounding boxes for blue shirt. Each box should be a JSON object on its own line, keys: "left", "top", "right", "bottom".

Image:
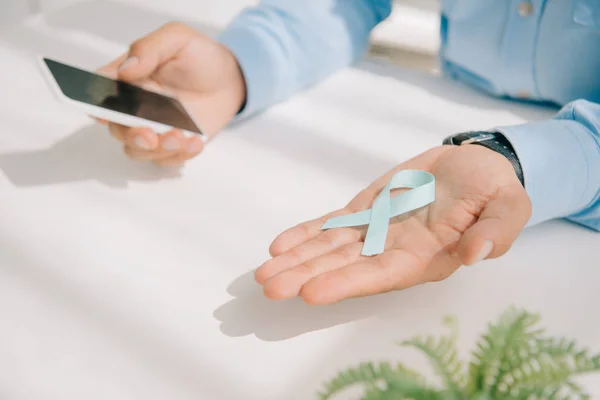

{"left": 218, "top": 0, "right": 600, "bottom": 231}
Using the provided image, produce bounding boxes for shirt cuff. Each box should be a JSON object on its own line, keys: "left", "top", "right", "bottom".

{"left": 217, "top": 20, "right": 285, "bottom": 120}
{"left": 495, "top": 119, "right": 600, "bottom": 227}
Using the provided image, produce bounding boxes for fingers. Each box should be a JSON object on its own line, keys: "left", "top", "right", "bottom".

{"left": 108, "top": 125, "right": 203, "bottom": 164}
{"left": 110, "top": 126, "right": 158, "bottom": 148}
{"left": 262, "top": 242, "right": 365, "bottom": 301}
{"left": 94, "top": 22, "right": 193, "bottom": 85}
{"left": 153, "top": 136, "right": 203, "bottom": 166}
{"left": 97, "top": 53, "right": 128, "bottom": 79}
{"left": 259, "top": 222, "right": 432, "bottom": 303}
{"left": 94, "top": 118, "right": 109, "bottom": 125}
{"left": 457, "top": 185, "right": 532, "bottom": 266}
{"left": 268, "top": 208, "right": 360, "bottom": 257}
{"left": 300, "top": 249, "right": 423, "bottom": 305}
{"left": 117, "top": 22, "right": 195, "bottom": 81}
{"left": 257, "top": 227, "right": 364, "bottom": 285}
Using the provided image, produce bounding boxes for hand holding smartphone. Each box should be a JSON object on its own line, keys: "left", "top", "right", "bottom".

{"left": 38, "top": 57, "right": 206, "bottom": 140}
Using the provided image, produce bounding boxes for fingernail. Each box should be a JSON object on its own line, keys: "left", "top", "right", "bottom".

{"left": 119, "top": 56, "right": 138, "bottom": 71}
{"left": 186, "top": 140, "right": 202, "bottom": 153}
{"left": 134, "top": 136, "right": 151, "bottom": 150}
{"left": 162, "top": 137, "right": 180, "bottom": 151}
{"left": 473, "top": 240, "right": 494, "bottom": 264}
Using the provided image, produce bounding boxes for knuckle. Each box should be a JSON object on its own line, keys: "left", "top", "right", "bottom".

{"left": 164, "top": 21, "right": 187, "bottom": 31}
{"left": 300, "top": 261, "right": 321, "bottom": 276}
{"left": 161, "top": 21, "right": 193, "bottom": 37}
{"left": 287, "top": 246, "right": 308, "bottom": 262}
{"left": 123, "top": 147, "right": 136, "bottom": 159}
{"left": 314, "top": 230, "right": 337, "bottom": 247}
{"left": 260, "top": 258, "right": 277, "bottom": 272}
{"left": 341, "top": 227, "right": 362, "bottom": 242}
{"left": 161, "top": 161, "right": 184, "bottom": 168}
{"left": 300, "top": 288, "right": 321, "bottom": 305}
{"left": 333, "top": 245, "right": 357, "bottom": 263}
{"left": 295, "top": 223, "right": 312, "bottom": 242}
{"left": 494, "top": 239, "right": 514, "bottom": 257}
{"left": 111, "top": 125, "right": 126, "bottom": 135}
{"left": 129, "top": 38, "right": 146, "bottom": 53}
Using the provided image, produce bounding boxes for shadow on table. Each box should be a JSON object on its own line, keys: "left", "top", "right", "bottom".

{"left": 213, "top": 269, "right": 456, "bottom": 342}
{"left": 0, "top": 125, "right": 181, "bottom": 188}
{"left": 1, "top": 246, "right": 243, "bottom": 399}
{"left": 227, "top": 115, "right": 401, "bottom": 186}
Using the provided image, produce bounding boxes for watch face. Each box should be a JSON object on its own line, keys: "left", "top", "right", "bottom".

{"left": 442, "top": 135, "right": 455, "bottom": 145}
{"left": 444, "top": 131, "right": 498, "bottom": 146}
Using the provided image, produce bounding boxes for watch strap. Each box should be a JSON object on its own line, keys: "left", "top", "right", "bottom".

{"left": 443, "top": 131, "right": 525, "bottom": 187}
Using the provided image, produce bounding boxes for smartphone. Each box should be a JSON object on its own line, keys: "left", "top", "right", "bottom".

{"left": 38, "top": 57, "right": 205, "bottom": 139}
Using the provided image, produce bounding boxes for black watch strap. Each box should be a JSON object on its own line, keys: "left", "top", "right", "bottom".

{"left": 443, "top": 131, "right": 525, "bottom": 187}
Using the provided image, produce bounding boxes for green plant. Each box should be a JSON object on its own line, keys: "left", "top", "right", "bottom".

{"left": 319, "top": 307, "right": 600, "bottom": 400}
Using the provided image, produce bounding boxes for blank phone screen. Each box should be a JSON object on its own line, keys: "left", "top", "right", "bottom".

{"left": 44, "top": 58, "right": 202, "bottom": 134}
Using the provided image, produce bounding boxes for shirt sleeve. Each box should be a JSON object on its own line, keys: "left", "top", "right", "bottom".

{"left": 216, "top": 0, "right": 393, "bottom": 118}
{"left": 495, "top": 99, "right": 600, "bottom": 231}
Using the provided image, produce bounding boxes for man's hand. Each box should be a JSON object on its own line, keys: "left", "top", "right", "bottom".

{"left": 256, "top": 145, "right": 532, "bottom": 304}
{"left": 96, "top": 22, "right": 246, "bottom": 166}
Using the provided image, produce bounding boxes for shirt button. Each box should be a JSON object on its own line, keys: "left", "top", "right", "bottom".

{"left": 518, "top": 1, "right": 534, "bottom": 17}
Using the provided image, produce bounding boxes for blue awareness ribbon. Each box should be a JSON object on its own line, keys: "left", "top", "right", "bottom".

{"left": 321, "top": 170, "right": 436, "bottom": 256}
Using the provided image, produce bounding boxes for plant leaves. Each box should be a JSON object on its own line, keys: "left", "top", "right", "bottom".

{"left": 318, "top": 361, "right": 427, "bottom": 400}
{"left": 401, "top": 315, "right": 467, "bottom": 396}
{"left": 318, "top": 307, "right": 600, "bottom": 400}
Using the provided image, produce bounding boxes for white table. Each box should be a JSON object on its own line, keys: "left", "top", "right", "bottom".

{"left": 1, "top": 2, "right": 599, "bottom": 399}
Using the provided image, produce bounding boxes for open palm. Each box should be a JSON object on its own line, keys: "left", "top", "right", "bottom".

{"left": 256, "top": 145, "right": 531, "bottom": 305}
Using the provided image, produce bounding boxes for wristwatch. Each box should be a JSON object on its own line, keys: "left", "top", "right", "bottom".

{"left": 442, "top": 131, "right": 525, "bottom": 187}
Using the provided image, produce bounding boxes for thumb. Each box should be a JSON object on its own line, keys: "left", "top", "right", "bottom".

{"left": 117, "top": 22, "right": 195, "bottom": 81}
{"left": 96, "top": 52, "right": 127, "bottom": 80}
{"left": 458, "top": 185, "right": 532, "bottom": 266}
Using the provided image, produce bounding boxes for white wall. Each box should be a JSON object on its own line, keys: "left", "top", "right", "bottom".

{"left": 35, "top": 0, "right": 437, "bottom": 23}
{"left": 0, "top": 0, "right": 33, "bottom": 27}
{"left": 12, "top": 0, "right": 439, "bottom": 55}
{"left": 37, "top": 0, "right": 438, "bottom": 12}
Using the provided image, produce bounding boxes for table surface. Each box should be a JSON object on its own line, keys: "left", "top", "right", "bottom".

{"left": 1, "top": 1, "right": 599, "bottom": 399}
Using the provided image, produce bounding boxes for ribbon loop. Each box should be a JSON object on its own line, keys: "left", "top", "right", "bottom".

{"left": 321, "top": 170, "right": 435, "bottom": 256}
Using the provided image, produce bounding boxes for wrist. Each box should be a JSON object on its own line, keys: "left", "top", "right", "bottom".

{"left": 443, "top": 131, "right": 525, "bottom": 187}
{"left": 219, "top": 43, "right": 247, "bottom": 117}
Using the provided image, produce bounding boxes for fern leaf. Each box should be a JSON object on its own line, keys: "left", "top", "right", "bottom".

{"left": 506, "top": 382, "right": 591, "bottom": 400}
{"left": 492, "top": 336, "right": 590, "bottom": 397}
{"left": 469, "top": 306, "right": 600, "bottom": 399}
{"left": 468, "top": 306, "right": 542, "bottom": 394}
{"left": 489, "top": 337, "right": 573, "bottom": 397}
{"left": 508, "top": 348, "right": 600, "bottom": 391}
{"left": 318, "top": 361, "right": 427, "bottom": 400}
{"left": 361, "top": 383, "right": 444, "bottom": 400}
{"left": 400, "top": 315, "right": 466, "bottom": 397}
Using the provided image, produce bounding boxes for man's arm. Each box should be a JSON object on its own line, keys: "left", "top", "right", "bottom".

{"left": 496, "top": 99, "right": 600, "bottom": 230}
{"left": 217, "top": 0, "right": 393, "bottom": 117}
